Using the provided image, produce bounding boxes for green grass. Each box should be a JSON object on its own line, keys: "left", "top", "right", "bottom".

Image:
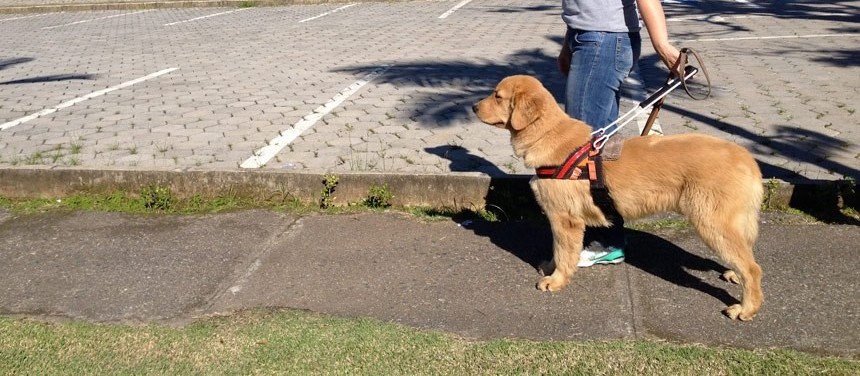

{"left": 628, "top": 218, "right": 691, "bottom": 232}
{"left": 1, "top": 309, "right": 856, "bottom": 375}
{"left": 0, "top": 190, "right": 313, "bottom": 216}
{"left": 405, "top": 205, "right": 501, "bottom": 223}
{"left": 0, "top": 191, "right": 502, "bottom": 222}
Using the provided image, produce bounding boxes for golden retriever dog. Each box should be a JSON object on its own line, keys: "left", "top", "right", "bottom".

{"left": 473, "top": 75, "right": 764, "bottom": 321}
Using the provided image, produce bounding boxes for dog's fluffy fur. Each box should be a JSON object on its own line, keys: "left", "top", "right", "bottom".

{"left": 473, "top": 75, "right": 764, "bottom": 320}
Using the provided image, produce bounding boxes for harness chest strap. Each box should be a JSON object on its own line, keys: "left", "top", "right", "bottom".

{"left": 534, "top": 141, "right": 594, "bottom": 180}
{"left": 534, "top": 140, "right": 603, "bottom": 188}
{"left": 534, "top": 139, "right": 616, "bottom": 218}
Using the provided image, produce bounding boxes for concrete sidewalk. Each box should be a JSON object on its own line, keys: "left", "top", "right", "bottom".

{"left": 0, "top": 209, "right": 857, "bottom": 357}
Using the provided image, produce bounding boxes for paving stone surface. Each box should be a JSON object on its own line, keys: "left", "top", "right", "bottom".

{"left": 0, "top": 0, "right": 856, "bottom": 181}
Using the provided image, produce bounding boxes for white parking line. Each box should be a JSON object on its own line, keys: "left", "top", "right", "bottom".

{"left": 298, "top": 3, "right": 357, "bottom": 23}
{"left": 41, "top": 10, "right": 149, "bottom": 30}
{"left": 0, "top": 68, "right": 178, "bottom": 131}
{"left": 164, "top": 8, "right": 250, "bottom": 26}
{"left": 439, "top": 0, "right": 473, "bottom": 19}
{"left": 0, "top": 13, "right": 55, "bottom": 22}
{"left": 668, "top": 15, "right": 764, "bottom": 22}
{"left": 734, "top": 0, "right": 764, "bottom": 9}
{"left": 673, "top": 33, "right": 858, "bottom": 43}
{"left": 240, "top": 65, "right": 391, "bottom": 169}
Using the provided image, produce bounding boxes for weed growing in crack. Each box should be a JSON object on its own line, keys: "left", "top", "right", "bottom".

{"left": 363, "top": 183, "right": 393, "bottom": 209}
{"left": 319, "top": 174, "right": 339, "bottom": 209}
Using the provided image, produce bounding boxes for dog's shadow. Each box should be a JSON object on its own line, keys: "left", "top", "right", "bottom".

{"left": 427, "top": 144, "right": 739, "bottom": 305}
{"left": 463, "top": 220, "right": 739, "bottom": 306}
{"left": 624, "top": 229, "right": 740, "bottom": 306}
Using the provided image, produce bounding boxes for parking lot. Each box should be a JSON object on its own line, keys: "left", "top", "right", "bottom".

{"left": 0, "top": 0, "right": 857, "bottom": 181}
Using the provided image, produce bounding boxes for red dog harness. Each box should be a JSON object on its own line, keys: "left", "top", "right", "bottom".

{"left": 534, "top": 138, "right": 605, "bottom": 189}
{"left": 534, "top": 138, "right": 619, "bottom": 220}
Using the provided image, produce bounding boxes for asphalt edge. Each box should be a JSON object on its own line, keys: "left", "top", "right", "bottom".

{"left": 0, "top": 0, "right": 396, "bottom": 14}
{"left": 1, "top": 167, "right": 857, "bottom": 220}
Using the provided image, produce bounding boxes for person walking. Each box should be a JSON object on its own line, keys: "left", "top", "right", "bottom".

{"left": 557, "top": 0, "right": 682, "bottom": 267}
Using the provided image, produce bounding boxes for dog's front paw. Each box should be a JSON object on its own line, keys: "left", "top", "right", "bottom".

{"left": 724, "top": 304, "right": 756, "bottom": 321}
{"left": 536, "top": 276, "right": 568, "bottom": 292}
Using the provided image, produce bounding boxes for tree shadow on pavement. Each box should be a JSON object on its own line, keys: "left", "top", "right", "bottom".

{"left": 1, "top": 74, "right": 97, "bottom": 85}
{"left": 334, "top": 43, "right": 567, "bottom": 128}
{"left": 759, "top": 0, "right": 859, "bottom": 23}
{"left": 654, "top": 1, "right": 859, "bottom": 72}
{"left": 0, "top": 57, "right": 34, "bottom": 71}
{"left": 664, "top": 0, "right": 857, "bottom": 24}
{"left": 664, "top": 104, "right": 860, "bottom": 182}
{"left": 809, "top": 47, "right": 860, "bottom": 68}
{"left": 485, "top": 5, "right": 557, "bottom": 14}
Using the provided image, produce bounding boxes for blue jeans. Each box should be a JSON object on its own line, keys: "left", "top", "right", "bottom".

{"left": 564, "top": 29, "right": 641, "bottom": 135}
{"left": 563, "top": 29, "right": 641, "bottom": 250}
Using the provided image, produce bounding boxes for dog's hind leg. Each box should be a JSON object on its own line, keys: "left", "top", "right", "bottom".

{"left": 722, "top": 270, "right": 741, "bottom": 284}
{"left": 692, "top": 212, "right": 764, "bottom": 321}
{"left": 537, "top": 212, "right": 585, "bottom": 292}
{"left": 720, "top": 246, "right": 762, "bottom": 321}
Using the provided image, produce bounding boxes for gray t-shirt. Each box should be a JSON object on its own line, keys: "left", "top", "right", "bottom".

{"left": 562, "top": 0, "right": 641, "bottom": 33}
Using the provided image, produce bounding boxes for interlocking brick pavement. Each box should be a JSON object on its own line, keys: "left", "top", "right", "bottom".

{"left": 0, "top": 0, "right": 857, "bottom": 181}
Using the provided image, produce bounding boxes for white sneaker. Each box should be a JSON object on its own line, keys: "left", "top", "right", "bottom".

{"left": 577, "top": 247, "right": 625, "bottom": 267}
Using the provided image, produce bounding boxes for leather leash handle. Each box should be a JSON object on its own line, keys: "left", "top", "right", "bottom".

{"left": 679, "top": 47, "right": 711, "bottom": 100}
{"left": 640, "top": 47, "right": 711, "bottom": 137}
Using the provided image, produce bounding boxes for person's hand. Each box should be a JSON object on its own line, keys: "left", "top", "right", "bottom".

{"left": 655, "top": 42, "right": 683, "bottom": 77}
{"left": 558, "top": 43, "right": 571, "bottom": 77}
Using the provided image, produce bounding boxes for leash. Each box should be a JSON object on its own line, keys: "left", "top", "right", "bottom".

{"left": 537, "top": 50, "right": 713, "bottom": 180}
{"left": 640, "top": 47, "right": 711, "bottom": 136}
{"left": 591, "top": 47, "right": 712, "bottom": 150}
{"left": 537, "top": 49, "right": 712, "bottom": 220}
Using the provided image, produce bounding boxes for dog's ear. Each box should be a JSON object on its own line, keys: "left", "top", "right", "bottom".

{"left": 509, "top": 82, "right": 538, "bottom": 131}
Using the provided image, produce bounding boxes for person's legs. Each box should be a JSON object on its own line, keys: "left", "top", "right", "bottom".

{"left": 563, "top": 30, "right": 639, "bottom": 266}
{"left": 564, "top": 30, "right": 633, "bottom": 128}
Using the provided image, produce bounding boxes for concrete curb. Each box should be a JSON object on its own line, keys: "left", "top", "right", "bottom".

{"left": 1, "top": 167, "right": 856, "bottom": 220}
{"left": 0, "top": 167, "right": 500, "bottom": 209}
{"left": 0, "top": 0, "right": 393, "bottom": 14}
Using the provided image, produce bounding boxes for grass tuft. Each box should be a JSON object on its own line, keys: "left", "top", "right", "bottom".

{"left": 363, "top": 183, "right": 393, "bottom": 209}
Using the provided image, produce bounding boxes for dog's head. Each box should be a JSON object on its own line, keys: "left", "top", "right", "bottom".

{"left": 473, "top": 75, "right": 593, "bottom": 166}
{"left": 472, "top": 75, "right": 549, "bottom": 132}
